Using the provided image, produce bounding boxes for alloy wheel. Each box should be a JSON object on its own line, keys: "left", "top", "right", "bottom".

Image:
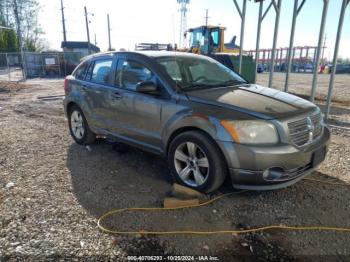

{"left": 173, "top": 142, "right": 210, "bottom": 187}
{"left": 70, "top": 110, "right": 85, "bottom": 139}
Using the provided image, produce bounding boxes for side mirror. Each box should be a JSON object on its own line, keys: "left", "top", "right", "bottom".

{"left": 135, "top": 81, "right": 159, "bottom": 94}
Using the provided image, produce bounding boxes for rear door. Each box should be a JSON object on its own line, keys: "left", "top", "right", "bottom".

{"left": 82, "top": 56, "right": 116, "bottom": 130}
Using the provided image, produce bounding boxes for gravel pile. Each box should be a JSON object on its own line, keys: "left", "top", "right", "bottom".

{"left": 0, "top": 78, "right": 349, "bottom": 260}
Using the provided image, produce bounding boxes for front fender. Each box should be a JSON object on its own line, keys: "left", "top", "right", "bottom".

{"left": 162, "top": 108, "right": 234, "bottom": 150}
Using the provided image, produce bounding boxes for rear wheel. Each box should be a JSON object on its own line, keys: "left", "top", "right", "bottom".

{"left": 168, "top": 131, "right": 227, "bottom": 193}
{"left": 68, "top": 105, "right": 96, "bottom": 145}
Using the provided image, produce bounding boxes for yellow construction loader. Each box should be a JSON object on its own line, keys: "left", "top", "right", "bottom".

{"left": 136, "top": 25, "right": 256, "bottom": 82}
{"left": 185, "top": 25, "right": 240, "bottom": 54}
{"left": 183, "top": 25, "right": 255, "bottom": 83}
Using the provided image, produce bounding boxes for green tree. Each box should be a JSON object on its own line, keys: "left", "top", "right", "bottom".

{"left": 0, "top": 17, "right": 18, "bottom": 52}
{"left": 0, "top": 0, "right": 45, "bottom": 52}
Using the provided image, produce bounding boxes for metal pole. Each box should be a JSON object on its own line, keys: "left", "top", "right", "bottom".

{"left": 20, "top": 44, "right": 26, "bottom": 80}
{"left": 107, "top": 14, "right": 112, "bottom": 51}
{"left": 41, "top": 54, "right": 45, "bottom": 77}
{"left": 310, "top": 0, "right": 329, "bottom": 102}
{"left": 238, "top": 0, "right": 247, "bottom": 74}
{"left": 262, "top": 50, "right": 265, "bottom": 62}
{"left": 325, "top": 0, "right": 349, "bottom": 120}
{"left": 205, "top": 9, "right": 209, "bottom": 26}
{"left": 284, "top": 0, "right": 298, "bottom": 91}
{"left": 254, "top": 0, "right": 263, "bottom": 83}
{"left": 84, "top": 6, "right": 91, "bottom": 55}
{"left": 6, "top": 53, "right": 11, "bottom": 81}
{"left": 60, "top": 0, "right": 67, "bottom": 42}
{"left": 299, "top": 47, "right": 303, "bottom": 72}
{"left": 268, "top": 0, "right": 281, "bottom": 88}
{"left": 57, "top": 54, "right": 61, "bottom": 77}
{"left": 312, "top": 47, "right": 317, "bottom": 71}
{"left": 279, "top": 48, "right": 283, "bottom": 70}
{"left": 63, "top": 53, "right": 67, "bottom": 76}
{"left": 321, "top": 33, "right": 327, "bottom": 63}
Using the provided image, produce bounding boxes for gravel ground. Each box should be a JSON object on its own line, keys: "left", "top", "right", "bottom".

{"left": 257, "top": 72, "right": 350, "bottom": 106}
{"left": 0, "top": 77, "right": 349, "bottom": 261}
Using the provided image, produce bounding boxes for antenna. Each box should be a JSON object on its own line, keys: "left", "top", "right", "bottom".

{"left": 177, "top": 0, "right": 190, "bottom": 48}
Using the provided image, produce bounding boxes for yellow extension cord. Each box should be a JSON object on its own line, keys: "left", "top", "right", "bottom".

{"left": 97, "top": 177, "right": 350, "bottom": 235}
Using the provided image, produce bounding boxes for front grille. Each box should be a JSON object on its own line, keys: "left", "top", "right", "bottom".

{"left": 288, "top": 111, "right": 323, "bottom": 147}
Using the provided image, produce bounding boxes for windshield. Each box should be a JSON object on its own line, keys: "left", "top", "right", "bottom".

{"left": 155, "top": 56, "right": 247, "bottom": 90}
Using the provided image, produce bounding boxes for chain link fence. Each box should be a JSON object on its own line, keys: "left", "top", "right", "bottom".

{"left": 0, "top": 53, "right": 23, "bottom": 81}
{"left": 0, "top": 51, "right": 83, "bottom": 81}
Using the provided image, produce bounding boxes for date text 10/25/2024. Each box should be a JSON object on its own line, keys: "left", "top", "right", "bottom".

{"left": 127, "top": 255, "right": 219, "bottom": 261}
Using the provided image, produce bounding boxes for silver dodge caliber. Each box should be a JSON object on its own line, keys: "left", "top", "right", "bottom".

{"left": 63, "top": 51, "right": 330, "bottom": 193}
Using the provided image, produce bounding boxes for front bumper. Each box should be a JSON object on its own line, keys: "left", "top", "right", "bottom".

{"left": 217, "top": 126, "right": 331, "bottom": 190}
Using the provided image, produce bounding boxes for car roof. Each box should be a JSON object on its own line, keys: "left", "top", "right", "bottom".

{"left": 83, "top": 50, "right": 206, "bottom": 61}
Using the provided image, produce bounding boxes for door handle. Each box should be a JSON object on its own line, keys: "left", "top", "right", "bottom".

{"left": 111, "top": 92, "right": 123, "bottom": 99}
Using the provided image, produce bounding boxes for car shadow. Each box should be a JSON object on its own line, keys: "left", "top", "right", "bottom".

{"left": 66, "top": 139, "right": 350, "bottom": 219}
{"left": 66, "top": 140, "right": 350, "bottom": 257}
{"left": 66, "top": 140, "right": 174, "bottom": 218}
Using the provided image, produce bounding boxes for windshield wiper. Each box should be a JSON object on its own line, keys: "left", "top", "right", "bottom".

{"left": 182, "top": 83, "right": 215, "bottom": 90}
{"left": 182, "top": 80, "right": 249, "bottom": 91}
{"left": 214, "top": 80, "right": 247, "bottom": 87}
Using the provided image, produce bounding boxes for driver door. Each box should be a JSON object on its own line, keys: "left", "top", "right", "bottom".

{"left": 107, "top": 55, "right": 164, "bottom": 151}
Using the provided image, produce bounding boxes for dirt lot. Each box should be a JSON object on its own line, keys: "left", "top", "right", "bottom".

{"left": 257, "top": 72, "right": 350, "bottom": 106}
{"left": 0, "top": 76, "right": 349, "bottom": 261}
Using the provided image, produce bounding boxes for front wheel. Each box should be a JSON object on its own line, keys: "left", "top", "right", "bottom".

{"left": 168, "top": 131, "right": 227, "bottom": 193}
{"left": 68, "top": 105, "right": 96, "bottom": 145}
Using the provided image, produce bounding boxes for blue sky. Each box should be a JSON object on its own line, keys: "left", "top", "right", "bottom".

{"left": 39, "top": 0, "right": 350, "bottom": 59}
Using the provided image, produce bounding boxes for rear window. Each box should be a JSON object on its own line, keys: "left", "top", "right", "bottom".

{"left": 74, "top": 62, "right": 88, "bottom": 80}
{"left": 90, "top": 59, "right": 113, "bottom": 84}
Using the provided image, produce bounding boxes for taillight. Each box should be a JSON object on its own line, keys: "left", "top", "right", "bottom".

{"left": 64, "top": 78, "right": 68, "bottom": 94}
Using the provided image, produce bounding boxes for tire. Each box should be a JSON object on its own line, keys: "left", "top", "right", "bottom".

{"left": 168, "top": 131, "right": 227, "bottom": 193}
{"left": 68, "top": 105, "right": 96, "bottom": 145}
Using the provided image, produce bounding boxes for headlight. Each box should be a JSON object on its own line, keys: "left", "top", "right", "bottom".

{"left": 221, "top": 120, "right": 279, "bottom": 145}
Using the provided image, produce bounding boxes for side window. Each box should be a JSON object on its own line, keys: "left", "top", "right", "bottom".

{"left": 90, "top": 59, "right": 113, "bottom": 84}
{"left": 74, "top": 62, "right": 88, "bottom": 80}
{"left": 157, "top": 60, "right": 182, "bottom": 82}
{"left": 115, "top": 59, "right": 156, "bottom": 91}
{"left": 210, "top": 30, "right": 219, "bottom": 47}
{"left": 85, "top": 62, "right": 94, "bottom": 81}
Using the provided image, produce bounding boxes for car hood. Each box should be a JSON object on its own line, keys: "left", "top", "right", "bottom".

{"left": 185, "top": 84, "right": 317, "bottom": 119}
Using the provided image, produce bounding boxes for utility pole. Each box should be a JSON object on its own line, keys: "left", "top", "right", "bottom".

{"left": 107, "top": 14, "right": 111, "bottom": 51}
{"left": 94, "top": 33, "right": 97, "bottom": 46}
{"left": 60, "top": 0, "right": 67, "bottom": 42}
{"left": 84, "top": 6, "right": 91, "bottom": 54}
